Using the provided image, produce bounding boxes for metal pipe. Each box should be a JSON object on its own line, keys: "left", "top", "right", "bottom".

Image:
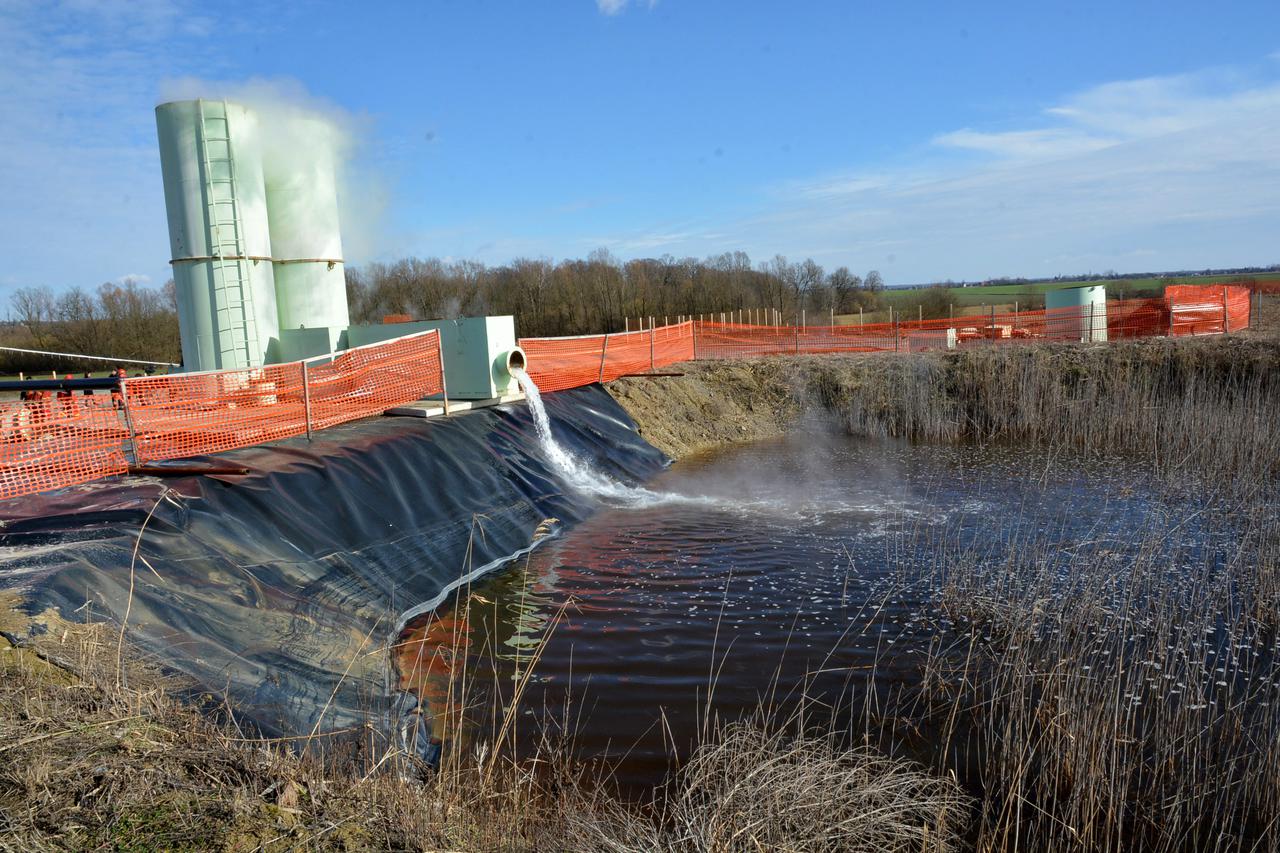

{"left": 0, "top": 346, "right": 178, "bottom": 368}
{"left": 301, "top": 361, "right": 313, "bottom": 441}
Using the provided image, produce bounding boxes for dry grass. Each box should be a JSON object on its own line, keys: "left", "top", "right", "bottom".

{"left": 867, "top": 459, "right": 1280, "bottom": 851}
{"left": 813, "top": 336, "right": 1280, "bottom": 485}
{"left": 663, "top": 723, "right": 970, "bottom": 852}
{"left": 0, "top": 617, "right": 595, "bottom": 851}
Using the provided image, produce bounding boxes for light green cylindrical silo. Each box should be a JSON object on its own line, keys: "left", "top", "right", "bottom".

{"left": 156, "top": 99, "right": 280, "bottom": 371}
{"left": 264, "top": 116, "right": 351, "bottom": 356}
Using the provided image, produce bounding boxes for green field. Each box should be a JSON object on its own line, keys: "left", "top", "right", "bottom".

{"left": 881, "top": 273, "right": 1279, "bottom": 309}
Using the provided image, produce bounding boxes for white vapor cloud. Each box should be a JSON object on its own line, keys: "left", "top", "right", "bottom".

{"left": 156, "top": 76, "right": 389, "bottom": 263}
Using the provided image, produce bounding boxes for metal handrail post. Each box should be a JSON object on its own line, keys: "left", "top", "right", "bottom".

{"left": 118, "top": 378, "right": 140, "bottom": 467}
{"left": 436, "top": 334, "right": 451, "bottom": 416}
{"left": 301, "top": 362, "right": 313, "bottom": 440}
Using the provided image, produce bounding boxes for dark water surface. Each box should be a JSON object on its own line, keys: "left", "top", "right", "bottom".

{"left": 398, "top": 428, "right": 1244, "bottom": 791}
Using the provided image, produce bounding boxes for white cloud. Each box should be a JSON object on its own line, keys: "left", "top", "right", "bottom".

{"left": 594, "top": 61, "right": 1280, "bottom": 282}
{"left": 934, "top": 128, "right": 1116, "bottom": 161}
{"left": 596, "top": 0, "right": 628, "bottom": 15}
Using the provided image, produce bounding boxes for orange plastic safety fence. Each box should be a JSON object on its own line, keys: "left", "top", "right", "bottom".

{"left": 519, "top": 334, "right": 609, "bottom": 393}
{"left": 122, "top": 331, "right": 444, "bottom": 465}
{"left": 0, "top": 396, "right": 129, "bottom": 501}
{"left": 304, "top": 332, "right": 445, "bottom": 433}
{"left": 523, "top": 290, "right": 1245, "bottom": 390}
{"left": 1166, "top": 284, "right": 1250, "bottom": 336}
{"left": 519, "top": 322, "right": 696, "bottom": 392}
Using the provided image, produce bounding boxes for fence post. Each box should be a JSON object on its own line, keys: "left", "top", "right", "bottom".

{"left": 794, "top": 317, "right": 800, "bottom": 354}
{"left": 301, "top": 361, "right": 313, "bottom": 440}
{"left": 650, "top": 321, "right": 656, "bottom": 371}
{"left": 893, "top": 308, "right": 899, "bottom": 352}
{"left": 118, "top": 378, "right": 140, "bottom": 468}
{"left": 598, "top": 333, "right": 609, "bottom": 383}
{"left": 1223, "top": 288, "right": 1230, "bottom": 334}
{"left": 436, "top": 334, "right": 451, "bottom": 416}
{"left": 990, "top": 304, "right": 996, "bottom": 343}
{"left": 693, "top": 318, "right": 700, "bottom": 360}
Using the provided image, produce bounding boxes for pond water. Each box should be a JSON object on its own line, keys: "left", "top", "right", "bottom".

{"left": 396, "top": 420, "right": 1251, "bottom": 792}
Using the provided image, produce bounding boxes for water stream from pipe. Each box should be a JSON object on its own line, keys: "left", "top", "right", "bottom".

{"left": 513, "top": 367, "right": 694, "bottom": 508}
{"left": 512, "top": 367, "right": 903, "bottom": 519}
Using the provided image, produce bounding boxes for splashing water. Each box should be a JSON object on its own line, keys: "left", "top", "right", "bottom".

{"left": 511, "top": 368, "right": 915, "bottom": 520}
{"left": 512, "top": 368, "right": 701, "bottom": 508}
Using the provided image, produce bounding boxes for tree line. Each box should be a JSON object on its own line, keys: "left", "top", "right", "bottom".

{"left": 346, "top": 251, "right": 887, "bottom": 337}
{"left": 1, "top": 280, "right": 181, "bottom": 374}
{"left": 1, "top": 251, "right": 889, "bottom": 371}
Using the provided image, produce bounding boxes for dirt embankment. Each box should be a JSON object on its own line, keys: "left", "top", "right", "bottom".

{"left": 605, "top": 360, "right": 807, "bottom": 458}
{"left": 606, "top": 335, "right": 1280, "bottom": 477}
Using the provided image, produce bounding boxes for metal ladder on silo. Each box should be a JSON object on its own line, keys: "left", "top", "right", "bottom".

{"left": 196, "top": 98, "right": 260, "bottom": 368}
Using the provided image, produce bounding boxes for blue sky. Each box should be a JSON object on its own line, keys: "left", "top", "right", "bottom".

{"left": 1, "top": 0, "right": 1278, "bottom": 297}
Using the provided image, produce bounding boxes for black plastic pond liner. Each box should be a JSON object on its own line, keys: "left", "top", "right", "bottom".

{"left": 0, "top": 384, "right": 666, "bottom": 744}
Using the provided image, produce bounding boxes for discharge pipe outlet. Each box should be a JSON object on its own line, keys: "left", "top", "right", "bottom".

{"left": 494, "top": 346, "right": 527, "bottom": 387}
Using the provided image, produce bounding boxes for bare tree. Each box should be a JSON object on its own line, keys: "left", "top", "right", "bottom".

{"left": 11, "top": 286, "right": 55, "bottom": 348}
{"left": 827, "top": 267, "right": 861, "bottom": 314}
